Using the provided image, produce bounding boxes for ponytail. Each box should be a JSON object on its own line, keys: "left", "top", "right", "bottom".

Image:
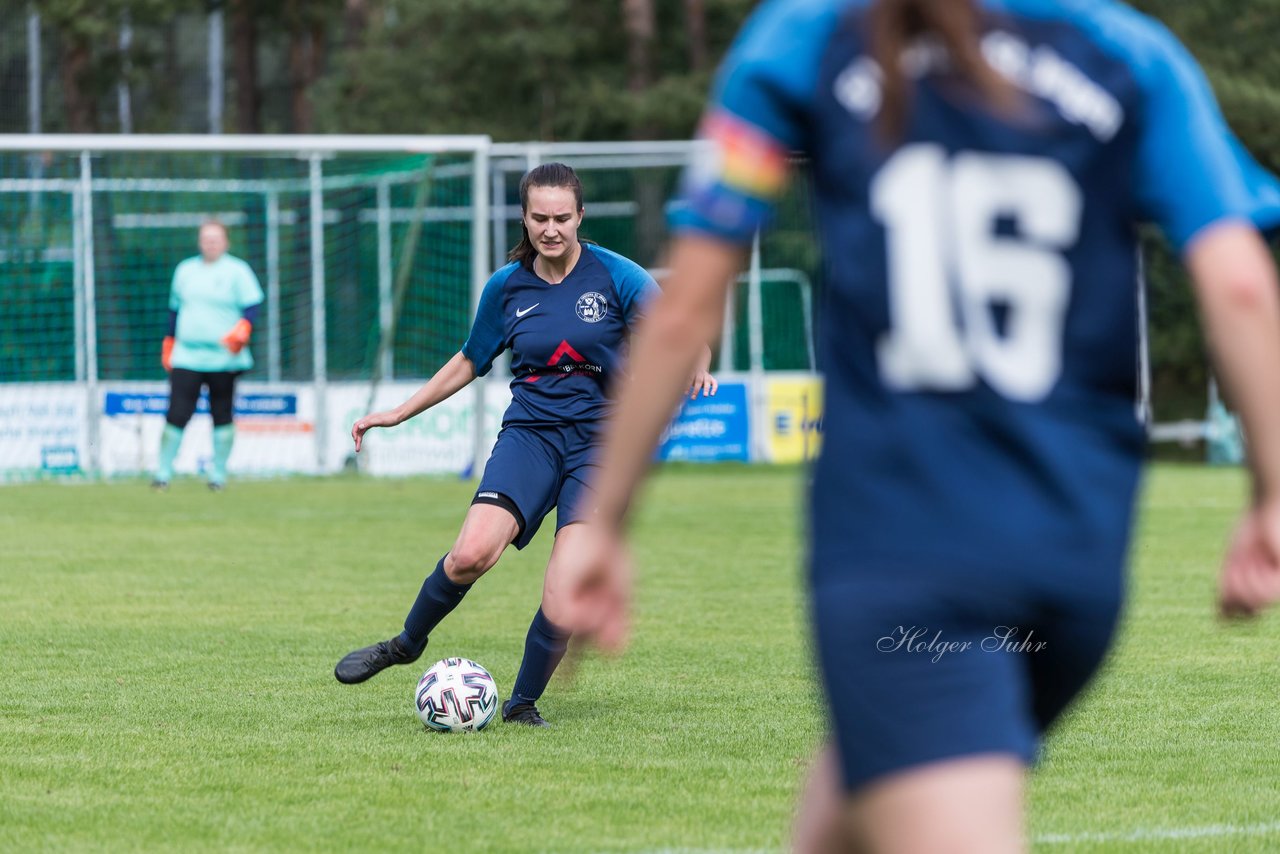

{"left": 868, "top": 0, "right": 1015, "bottom": 142}
{"left": 508, "top": 162, "right": 585, "bottom": 268}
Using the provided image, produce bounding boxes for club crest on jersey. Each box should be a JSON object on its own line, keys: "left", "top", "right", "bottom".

{"left": 576, "top": 292, "right": 608, "bottom": 323}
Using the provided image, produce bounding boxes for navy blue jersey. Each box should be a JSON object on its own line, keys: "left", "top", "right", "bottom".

{"left": 462, "top": 243, "right": 659, "bottom": 426}
{"left": 672, "top": 0, "right": 1280, "bottom": 586}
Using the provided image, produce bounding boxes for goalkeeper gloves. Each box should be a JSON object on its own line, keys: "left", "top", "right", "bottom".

{"left": 222, "top": 319, "right": 252, "bottom": 354}
{"left": 162, "top": 336, "right": 175, "bottom": 372}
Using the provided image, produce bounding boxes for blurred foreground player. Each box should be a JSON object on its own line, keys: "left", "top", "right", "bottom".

{"left": 561, "top": 0, "right": 1280, "bottom": 850}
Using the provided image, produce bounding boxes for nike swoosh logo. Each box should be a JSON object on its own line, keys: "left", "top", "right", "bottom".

{"left": 515, "top": 304, "right": 539, "bottom": 318}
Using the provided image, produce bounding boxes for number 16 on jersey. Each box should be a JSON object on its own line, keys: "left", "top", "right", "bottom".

{"left": 872, "top": 144, "right": 1083, "bottom": 403}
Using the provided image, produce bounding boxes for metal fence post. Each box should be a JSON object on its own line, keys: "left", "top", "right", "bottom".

{"left": 79, "top": 151, "right": 100, "bottom": 476}
{"left": 471, "top": 143, "right": 492, "bottom": 479}
{"left": 265, "top": 189, "right": 281, "bottom": 382}
{"left": 376, "top": 176, "right": 394, "bottom": 381}
{"left": 1136, "top": 247, "right": 1152, "bottom": 426}
{"left": 748, "top": 230, "right": 766, "bottom": 462}
{"left": 309, "top": 154, "right": 327, "bottom": 473}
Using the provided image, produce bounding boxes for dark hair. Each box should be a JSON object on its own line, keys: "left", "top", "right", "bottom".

{"left": 508, "top": 162, "right": 585, "bottom": 268}
{"left": 868, "top": 0, "right": 1015, "bottom": 142}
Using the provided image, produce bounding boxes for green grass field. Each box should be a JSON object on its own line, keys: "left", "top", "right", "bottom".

{"left": 2, "top": 463, "right": 1279, "bottom": 852}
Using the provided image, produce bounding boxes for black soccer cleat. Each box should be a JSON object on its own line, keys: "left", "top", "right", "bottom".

{"left": 334, "top": 635, "right": 423, "bottom": 684}
{"left": 207, "top": 482, "right": 225, "bottom": 492}
{"left": 150, "top": 480, "right": 169, "bottom": 493}
{"left": 502, "top": 700, "right": 550, "bottom": 728}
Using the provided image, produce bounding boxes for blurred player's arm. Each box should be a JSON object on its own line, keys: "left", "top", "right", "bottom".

{"left": 1129, "top": 24, "right": 1280, "bottom": 617}
{"left": 1189, "top": 222, "right": 1280, "bottom": 497}
{"left": 597, "top": 237, "right": 742, "bottom": 527}
{"left": 1186, "top": 222, "right": 1280, "bottom": 616}
{"left": 352, "top": 351, "right": 477, "bottom": 452}
{"left": 560, "top": 237, "right": 741, "bottom": 653}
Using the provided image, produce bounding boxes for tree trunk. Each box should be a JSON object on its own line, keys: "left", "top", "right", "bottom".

{"left": 310, "top": 19, "right": 327, "bottom": 92}
{"left": 684, "top": 0, "right": 707, "bottom": 72}
{"left": 230, "top": 0, "right": 260, "bottom": 133}
{"left": 343, "top": 0, "right": 369, "bottom": 50}
{"left": 286, "top": 0, "right": 311, "bottom": 133}
{"left": 622, "top": 0, "right": 663, "bottom": 262}
{"left": 622, "top": 0, "right": 655, "bottom": 139}
{"left": 60, "top": 36, "right": 96, "bottom": 132}
{"left": 286, "top": 8, "right": 327, "bottom": 134}
{"left": 287, "top": 42, "right": 308, "bottom": 132}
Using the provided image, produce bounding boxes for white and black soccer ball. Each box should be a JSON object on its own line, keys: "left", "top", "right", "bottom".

{"left": 414, "top": 658, "right": 499, "bottom": 733}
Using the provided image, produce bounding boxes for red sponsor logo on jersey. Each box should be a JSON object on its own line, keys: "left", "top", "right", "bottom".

{"left": 524, "top": 339, "right": 585, "bottom": 383}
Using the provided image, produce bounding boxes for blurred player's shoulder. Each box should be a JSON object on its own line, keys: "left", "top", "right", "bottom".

{"left": 995, "top": 0, "right": 1202, "bottom": 72}
{"left": 583, "top": 243, "right": 647, "bottom": 280}
{"left": 727, "top": 0, "right": 857, "bottom": 60}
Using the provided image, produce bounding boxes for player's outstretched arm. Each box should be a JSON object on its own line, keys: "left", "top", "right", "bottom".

{"left": 688, "top": 345, "right": 719, "bottom": 399}
{"left": 562, "top": 235, "right": 742, "bottom": 651}
{"left": 1186, "top": 221, "right": 1280, "bottom": 617}
{"left": 352, "top": 351, "right": 477, "bottom": 452}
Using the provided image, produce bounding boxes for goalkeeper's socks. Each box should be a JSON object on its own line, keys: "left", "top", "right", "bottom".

{"left": 509, "top": 607, "right": 569, "bottom": 706}
{"left": 400, "top": 556, "right": 472, "bottom": 654}
{"left": 211, "top": 424, "right": 235, "bottom": 486}
{"left": 156, "top": 423, "right": 184, "bottom": 483}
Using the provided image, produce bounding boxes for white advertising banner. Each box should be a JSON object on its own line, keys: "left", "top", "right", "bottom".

{"left": 99, "top": 382, "right": 319, "bottom": 478}
{"left": 0, "top": 384, "right": 89, "bottom": 481}
{"left": 1, "top": 371, "right": 800, "bottom": 482}
{"left": 328, "top": 381, "right": 511, "bottom": 477}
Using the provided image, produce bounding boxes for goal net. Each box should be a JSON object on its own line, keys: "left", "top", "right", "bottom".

{"left": 0, "top": 135, "right": 493, "bottom": 481}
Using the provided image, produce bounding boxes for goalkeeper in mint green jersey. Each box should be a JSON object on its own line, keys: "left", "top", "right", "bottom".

{"left": 154, "top": 220, "right": 264, "bottom": 491}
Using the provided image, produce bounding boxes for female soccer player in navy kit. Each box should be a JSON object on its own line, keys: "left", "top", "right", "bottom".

{"left": 562, "top": 0, "right": 1280, "bottom": 849}
{"left": 334, "top": 163, "right": 716, "bottom": 727}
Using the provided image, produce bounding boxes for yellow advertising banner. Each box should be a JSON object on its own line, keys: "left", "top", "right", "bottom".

{"left": 766, "top": 376, "right": 823, "bottom": 463}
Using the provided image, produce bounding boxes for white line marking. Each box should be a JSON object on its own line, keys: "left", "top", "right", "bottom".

{"left": 1034, "top": 821, "right": 1280, "bottom": 845}
{"left": 635, "top": 823, "right": 1280, "bottom": 853}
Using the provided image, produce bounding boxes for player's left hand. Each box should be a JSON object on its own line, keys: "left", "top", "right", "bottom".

{"left": 222, "top": 319, "right": 252, "bottom": 355}
{"left": 1219, "top": 499, "right": 1280, "bottom": 618}
{"left": 688, "top": 370, "right": 718, "bottom": 400}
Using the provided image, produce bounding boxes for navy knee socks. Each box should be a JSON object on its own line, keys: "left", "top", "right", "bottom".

{"left": 399, "top": 556, "right": 472, "bottom": 653}
{"left": 510, "top": 607, "right": 570, "bottom": 706}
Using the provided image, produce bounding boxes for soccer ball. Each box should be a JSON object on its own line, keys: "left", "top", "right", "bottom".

{"left": 414, "top": 658, "right": 499, "bottom": 733}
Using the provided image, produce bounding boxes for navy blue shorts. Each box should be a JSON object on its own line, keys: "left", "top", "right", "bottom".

{"left": 473, "top": 422, "right": 599, "bottom": 550}
{"left": 810, "top": 564, "right": 1122, "bottom": 793}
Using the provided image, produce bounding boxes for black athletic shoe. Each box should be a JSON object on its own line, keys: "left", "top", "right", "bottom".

{"left": 502, "top": 700, "right": 550, "bottom": 728}
{"left": 208, "top": 482, "right": 225, "bottom": 492}
{"left": 150, "top": 480, "right": 169, "bottom": 492}
{"left": 334, "top": 636, "right": 423, "bottom": 684}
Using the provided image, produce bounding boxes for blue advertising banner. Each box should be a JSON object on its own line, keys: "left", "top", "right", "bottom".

{"left": 657, "top": 382, "right": 749, "bottom": 462}
{"left": 103, "top": 392, "right": 298, "bottom": 417}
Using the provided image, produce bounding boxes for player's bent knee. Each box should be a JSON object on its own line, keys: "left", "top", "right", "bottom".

{"left": 537, "top": 592, "right": 569, "bottom": 628}
{"left": 447, "top": 542, "right": 503, "bottom": 583}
